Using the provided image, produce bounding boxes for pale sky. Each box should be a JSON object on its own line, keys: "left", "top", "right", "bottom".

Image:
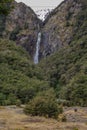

{"left": 16, "top": 0, "right": 64, "bottom": 10}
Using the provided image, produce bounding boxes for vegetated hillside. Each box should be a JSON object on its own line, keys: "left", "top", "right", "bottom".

{"left": 0, "top": 39, "right": 49, "bottom": 105}
{"left": 0, "top": 1, "right": 41, "bottom": 58}
{"left": 0, "top": 0, "right": 87, "bottom": 109}
{"left": 39, "top": 0, "right": 87, "bottom": 106}
{"left": 40, "top": 0, "right": 85, "bottom": 58}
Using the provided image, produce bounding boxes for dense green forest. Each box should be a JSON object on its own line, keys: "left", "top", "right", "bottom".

{"left": 0, "top": 39, "right": 49, "bottom": 105}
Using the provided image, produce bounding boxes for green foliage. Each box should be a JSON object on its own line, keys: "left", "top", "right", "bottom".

{"left": 9, "top": 26, "right": 21, "bottom": 41}
{"left": 0, "top": 0, "right": 87, "bottom": 113}
{"left": 66, "top": 11, "right": 73, "bottom": 21}
{"left": 58, "top": 114, "right": 67, "bottom": 122}
{"left": 24, "top": 89, "right": 63, "bottom": 119}
{"left": 0, "top": 93, "right": 6, "bottom": 105}
{"left": 39, "top": 3, "right": 87, "bottom": 106}
{"left": 0, "top": 14, "right": 6, "bottom": 36}
{"left": 0, "top": 0, "right": 13, "bottom": 15}
{"left": 16, "top": 99, "right": 21, "bottom": 107}
{"left": 73, "top": 127, "right": 79, "bottom": 130}
{"left": 0, "top": 39, "right": 50, "bottom": 105}
{"left": 59, "top": 73, "right": 87, "bottom": 106}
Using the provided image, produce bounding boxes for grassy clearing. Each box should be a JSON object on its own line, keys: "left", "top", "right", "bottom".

{"left": 0, "top": 106, "right": 87, "bottom": 130}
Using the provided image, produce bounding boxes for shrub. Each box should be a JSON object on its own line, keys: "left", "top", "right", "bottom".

{"left": 73, "top": 127, "right": 79, "bottom": 130}
{"left": 0, "top": 0, "right": 14, "bottom": 15}
{"left": 0, "top": 93, "right": 6, "bottom": 105}
{"left": 58, "top": 114, "right": 67, "bottom": 122}
{"left": 9, "top": 26, "right": 21, "bottom": 41}
{"left": 59, "top": 73, "right": 87, "bottom": 106}
{"left": 24, "top": 89, "right": 63, "bottom": 119}
{"left": 16, "top": 99, "right": 21, "bottom": 107}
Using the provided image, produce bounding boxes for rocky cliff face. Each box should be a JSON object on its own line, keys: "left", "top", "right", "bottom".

{"left": 40, "top": 0, "right": 82, "bottom": 58}
{"left": 0, "top": 1, "right": 41, "bottom": 58}
{"left": 0, "top": 0, "right": 85, "bottom": 61}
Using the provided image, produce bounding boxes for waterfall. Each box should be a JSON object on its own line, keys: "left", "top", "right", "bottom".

{"left": 34, "top": 32, "right": 41, "bottom": 64}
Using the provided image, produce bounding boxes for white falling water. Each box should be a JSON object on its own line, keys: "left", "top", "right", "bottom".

{"left": 34, "top": 32, "right": 41, "bottom": 64}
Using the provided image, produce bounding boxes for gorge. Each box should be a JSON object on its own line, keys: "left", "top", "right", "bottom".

{"left": 0, "top": 0, "right": 87, "bottom": 107}
{"left": 0, "top": 0, "right": 84, "bottom": 62}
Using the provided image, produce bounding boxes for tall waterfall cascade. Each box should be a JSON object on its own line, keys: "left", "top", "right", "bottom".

{"left": 34, "top": 32, "right": 41, "bottom": 64}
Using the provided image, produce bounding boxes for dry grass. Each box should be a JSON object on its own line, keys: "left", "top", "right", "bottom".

{"left": 0, "top": 106, "right": 87, "bottom": 130}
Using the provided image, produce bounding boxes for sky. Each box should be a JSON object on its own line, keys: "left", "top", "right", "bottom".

{"left": 15, "top": 0, "right": 64, "bottom": 10}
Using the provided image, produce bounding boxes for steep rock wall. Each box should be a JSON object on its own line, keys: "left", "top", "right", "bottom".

{"left": 0, "top": 1, "right": 41, "bottom": 58}
{"left": 40, "top": 0, "right": 82, "bottom": 58}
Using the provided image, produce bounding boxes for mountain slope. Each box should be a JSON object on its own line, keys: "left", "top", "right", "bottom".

{"left": 40, "top": 0, "right": 84, "bottom": 58}
{"left": 0, "top": 0, "right": 87, "bottom": 107}
{"left": 0, "top": 1, "right": 41, "bottom": 58}
{"left": 35, "top": 9, "right": 52, "bottom": 21}
{"left": 0, "top": 39, "right": 49, "bottom": 105}
{"left": 39, "top": 0, "right": 87, "bottom": 106}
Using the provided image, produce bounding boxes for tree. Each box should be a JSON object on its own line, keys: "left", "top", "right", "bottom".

{"left": 0, "top": 0, "right": 13, "bottom": 15}
{"left": 24, "top": 89, "right": 63, "bottom": 119}
{"left": 59, "top": 73, "right": 87, "bottom": 106}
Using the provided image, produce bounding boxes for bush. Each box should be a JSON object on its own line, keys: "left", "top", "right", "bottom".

{"left": 58, "top": 114, "right": 67, "bottom": 122}
{"left": 16, "top": 99, "right": 21, "bottom": 107}
{"left": 0, "top": 93, "right": 6, "bottom": 105}
{"left": 73, "top": 127, "right": 79, "bottom": 130}
{"left": 59, "top": 73, "right": 87, "bottom": 106}
{"left": 24, "top": 89, "right": 63, "bottom": 119}
{"left": 9, "top": 26, "right": 21, "bottom": 41}
{"left": 0, "top": 0, "right": 14, "bottom": 15}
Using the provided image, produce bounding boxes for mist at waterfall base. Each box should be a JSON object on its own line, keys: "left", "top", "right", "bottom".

{"left": 34, "top": 32, "right": 41, "bottom": 64}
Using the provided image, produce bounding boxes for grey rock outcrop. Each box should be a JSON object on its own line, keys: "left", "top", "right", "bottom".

{"left": 0, "top": 1, "right": 41, "bottom": 58}
{"left": 40, "top": 0, "right": 82, "bottom": 58}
